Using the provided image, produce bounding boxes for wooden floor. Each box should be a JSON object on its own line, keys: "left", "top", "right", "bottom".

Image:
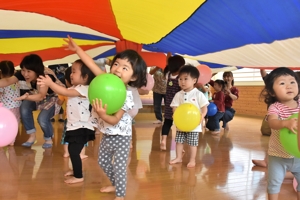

{"left": 0, "top": 114, "right": 297, "bottom": 200}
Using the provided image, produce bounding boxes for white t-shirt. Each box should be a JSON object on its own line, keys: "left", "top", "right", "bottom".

{"left": 66, "top": 85, "right": 94, "bottom": 131}
{"left": 127, "top": 86, "right": 142, "bottom": 109}
{"left": 170, "top": 88, "right": 209, "bottom": 132}
{"left": 90, "top": 90, "right": 134, "bottom": 136}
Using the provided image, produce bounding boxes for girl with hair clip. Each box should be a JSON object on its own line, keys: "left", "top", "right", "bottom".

{"left": 0, "top": 60, "right": 21, "bottom": 145}
{"left": 206, "top": 79, "right": 225, "bottom": 135}
{"left": 261, "top": 67, "right": 300, "bottom": 200}
{"left": 63, "top": 35, "right": 147, "bottom": 200}
{"left": 0, "top": 54, "right": 64, "bottom": 148}
{"left": 37, "top": 59, "right": 96, "bottom": 184}
{"left": 160, "top": 55, "right": 185, "bottom": 151}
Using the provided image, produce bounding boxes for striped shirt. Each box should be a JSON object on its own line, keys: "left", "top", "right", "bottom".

{"left": 267, "top": 99, "right": 300, "bottom": 158}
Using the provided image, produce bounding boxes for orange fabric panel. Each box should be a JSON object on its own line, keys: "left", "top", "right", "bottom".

{"left": 140, "top": 52, "right": 166, "bottom": 69}
{"left": 0, "top": 0, "right": 122, "bottom": 39}
{"left": 116, "top": 40, "right": 142, "bottom": 52}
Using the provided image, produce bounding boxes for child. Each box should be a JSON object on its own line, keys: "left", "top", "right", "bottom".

{"left": 63, "top": 35, "right": 147, "bottom": 200}
{"left": 37, "top": 59, "right": 96, "bottom": 184}
{"left": 160, "top": 55, "right": 185, "bottom": 151}
{"left": 57, "top": 67, "right": 88, "bottom": 159}
{"left": 170, "top": 65, "right": 208, "bottom": 168}
{"left": 262, "top": 67, "right": 300, "bottom": 200}
{"left": 0, "top": 60, "right": 21, "bottom": 145}
{"left": 206, "top": 80, "right": 225, "bottom": 134}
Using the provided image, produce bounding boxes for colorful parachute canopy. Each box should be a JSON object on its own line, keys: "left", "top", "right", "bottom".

{"left": 1, "top": 0, "right": 300, "bottom": 70}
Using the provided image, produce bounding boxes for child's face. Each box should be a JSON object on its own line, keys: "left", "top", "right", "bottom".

{"left": 273, "top": 75, "right": 298, "bottom": 102}
{"left": 213, "top": 83, "right": 222, "bottom": 92}
{"left": 110, "top": 58, "right": 136, "bottom": 84}
{"left": 70, "top": 63, "right": 87, "bottom": 86}
{"left": 178, "top": 73, "right": 197, "bottom": 92}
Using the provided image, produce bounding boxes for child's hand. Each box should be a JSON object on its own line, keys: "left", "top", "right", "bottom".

{"left": 63, "top": 35, "right": 79, "bottom": 52}
{"left": 284, "top": 118, "right": 298, "bottom": 134}
{"left": 37, "top": 75, "right": 53, "bottom": 87}
{"left": 92, "top": 99, "right": 107, "bottom": 117}
{"left": 14, "top": 92, "right": 29, "bottom": 101}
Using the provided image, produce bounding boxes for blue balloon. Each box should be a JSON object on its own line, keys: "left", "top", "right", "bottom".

{"left": 207, "top": 102, "right": 217, "bottom": 116}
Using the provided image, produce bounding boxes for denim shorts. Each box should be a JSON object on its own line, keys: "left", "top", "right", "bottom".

{"left": 268, "top": 155, "right": 300, "bottom": 194}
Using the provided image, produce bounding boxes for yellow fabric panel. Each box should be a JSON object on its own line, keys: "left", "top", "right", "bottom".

{"left": 110, "top": 0, "right": 205, "bottom": 44}
{"left": 0, "top": 38, "right": 114, "bottom": 54}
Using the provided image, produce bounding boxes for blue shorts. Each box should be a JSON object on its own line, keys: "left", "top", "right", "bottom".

{"left": 268, "top": 155, "right": 300, "bottom": 194}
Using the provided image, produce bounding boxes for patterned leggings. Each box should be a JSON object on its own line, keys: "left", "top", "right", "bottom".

{"left": 98, "top": 134, "right": 131, "bottom": 197}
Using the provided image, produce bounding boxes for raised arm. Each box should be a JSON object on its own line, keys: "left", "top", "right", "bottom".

{"left": 0, "top": 76, "right": 18, "bottom": 88}
{"left": 260, "top": 69, "right": 268, "bottom": 78}
{"left": 37, "top": 75, "right": 80, "bottom": 97}
{"left": 63, "top": 35, "right": 105, "bottom": 76}
{"left": 149, "top": 66, "right": 159, "bottom": 75}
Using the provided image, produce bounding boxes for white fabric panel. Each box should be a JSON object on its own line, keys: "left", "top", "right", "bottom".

{"left": 192, "top": 37, "right": 300, "bottom": 67}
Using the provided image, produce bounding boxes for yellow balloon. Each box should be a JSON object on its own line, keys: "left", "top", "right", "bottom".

{"left": 173, "top": 103, "right": 201, "bottom": 132}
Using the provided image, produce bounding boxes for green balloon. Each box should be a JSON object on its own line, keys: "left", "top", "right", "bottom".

{"left": 279, "top": 113, "right": 300, "bottom": 158}
{"left": 88, "top": 73, "right": 126, "bottom": 115}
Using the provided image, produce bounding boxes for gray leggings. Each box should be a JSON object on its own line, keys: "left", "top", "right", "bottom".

{"left": 98, "top": 134, "right": 131, "bottom": 197}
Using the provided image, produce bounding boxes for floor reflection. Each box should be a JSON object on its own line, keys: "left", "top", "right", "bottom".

{"left": 1, "top": 115, "right": 298, "bottom": 199}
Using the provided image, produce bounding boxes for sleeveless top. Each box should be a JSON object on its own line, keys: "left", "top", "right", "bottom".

{"left": 164, "top": 73, "right": 181, "bottom": 119}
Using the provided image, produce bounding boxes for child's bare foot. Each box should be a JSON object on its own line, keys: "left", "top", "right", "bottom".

{"left": 100, "top": 186, "right": 116, "bottom": 193}
{"left": 63, "top": 153, "right": 69, "bottom": 158}
{"left": 64, "top": 177, "right": 84, "bottom": 184}
{"left": 80, "top": 154, "right": 88, "bottom": 159}
{"left": 187, "top": 160, "right": 196, "bottom": 168}
{"left": 252, "top": 159, "right": 267, "bottom": 167}
{"left": 114, "top": 197, "right": 124, "bottom": 200}
{"left": 169, "top": 158, "right": 182, "bottom": 165}
{"left": 64, "top": 170, "right": 74, "bottom": 177}
{"left": 160, "top": 142, "right": 166, "bottom": 151}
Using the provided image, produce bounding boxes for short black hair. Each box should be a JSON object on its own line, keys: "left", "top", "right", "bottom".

{"left": 73, "top": 59, "right": 95, "bottom": 85}
{"left": 164, "top": 55, "right": 185, "bottom": 76}
{"left": 261, "top": 67, "right": 300, "bottom": 105}
{"left": 111, "top": 49, "right": 147, "bottom": 88}
{"left": 20, "top": 54, "right": 45, "bottom": 76}
{"left": 0, "top": 60, "right": 14, "bottom": 77}
{"left": 64, "top": 67, "right": 72, "bottom": 86}
{"left": 178, "top": 65, "right": 199, "bottom": 82}
{"left": 214, "top": 79, "right": 225, "bottom": 90}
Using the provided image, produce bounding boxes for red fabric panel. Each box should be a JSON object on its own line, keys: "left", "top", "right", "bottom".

{"left": 0, "top": 0, "right": 122, "bottom": 39}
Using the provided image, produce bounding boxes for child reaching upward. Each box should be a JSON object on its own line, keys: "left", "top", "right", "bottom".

{"left": 262, "top": 67, "right": 300, "bottom": 200}
{"left": 57, "top": 67, "right": 88, "bottom": 159}
{"left": 0, "top": 60, "right": 21, "bottom": 145}
{"left": 206, "top": 79, "right": 225, "bottom": 134}
{"left": 170, "top": 65, "right": 208, "bottom": 168}
{"left": 63, "top": 36, "right": 147, "bottom": 200}
{"left": 37, "top": 59, "right": 95, "bottom": 184}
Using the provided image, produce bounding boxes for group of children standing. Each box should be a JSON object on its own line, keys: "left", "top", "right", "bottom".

{"left": 1, "top": 35, "right": 300, "bottom": 199}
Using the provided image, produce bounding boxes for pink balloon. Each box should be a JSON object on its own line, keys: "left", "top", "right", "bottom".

{"left": 141, "top": 73, "right": 154, "bottom": 91}
{"left": 293, "top": 177, "right": 298, "bottom": 192}
{"left": 0, "top": 103, "right": 18, "bottom": 147}
{"left": 196, "top": 65, "right": 212, "bottom": 84}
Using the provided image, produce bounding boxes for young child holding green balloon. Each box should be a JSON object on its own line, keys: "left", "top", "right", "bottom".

{"left": 37, "top": 59, "right": 96, "bottom": 184}
{"left": 261, "top": 67, "right": 300, "bottom": 200}
{"left": 63, "top": 35, "right": 147, "bottom": 200}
